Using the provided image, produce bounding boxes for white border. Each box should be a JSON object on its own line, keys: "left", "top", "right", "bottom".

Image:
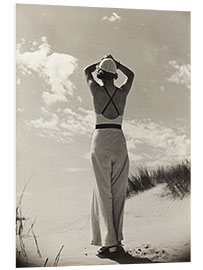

{"left": 1, "top": 0, "right": 202, "bottom": 270}
{"left": 14, "top": 0, "right": 192, "bottom": 11}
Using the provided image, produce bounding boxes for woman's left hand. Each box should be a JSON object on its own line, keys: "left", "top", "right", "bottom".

{"left": 106, "top": 54, "right": 114, "bottom": 60}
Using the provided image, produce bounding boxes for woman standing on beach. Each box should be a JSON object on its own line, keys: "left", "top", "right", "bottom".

{"left": 84, "top": 55, "right": 134, "bottom": 257}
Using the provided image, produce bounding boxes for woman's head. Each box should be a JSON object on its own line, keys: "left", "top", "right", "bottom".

{"left": 96, "top": 58, "right": 118, "bottom": 80}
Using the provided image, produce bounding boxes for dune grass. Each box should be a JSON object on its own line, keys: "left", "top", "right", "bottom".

{"left": 16, "top": 175, "right": 64, "bottom": 268}
{"left": 16, "top": 174, "right": 35, "bottom": 267}
{"left": 127, "top": 160, "right": 191, "bottom": 199}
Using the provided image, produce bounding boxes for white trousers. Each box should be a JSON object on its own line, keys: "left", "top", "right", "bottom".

{"left": 90, "top": 129, "right": 129, "bottom": 247}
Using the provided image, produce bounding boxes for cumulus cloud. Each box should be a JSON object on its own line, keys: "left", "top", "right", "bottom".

{"left": 30, "top": 113, "right": 59, "bottom": 131}
{"left": 59, "top": 107, "right": 94, "bottom": 135}
{"left": 16, "top": 37, "right": 78, "bottom": 105}
{"left": 102, "top": 12, "right": 121, "bottom": 23}
{"left": 28, "top": 107, "right": 95, "bottom": 144}
{"left": 123, "top": 119, "right": 190, "bottom": 167}
{"left": 42, "top": 92, "right": 68, "bottom": 106}
{"left": 166, "top": 60, "right": 190, "bottom": 89}
{"left": 16, "top": 37, "right": 51, "bottom": 74}
{"left": 63, "top": 108, "right": 78, "bottom": 116}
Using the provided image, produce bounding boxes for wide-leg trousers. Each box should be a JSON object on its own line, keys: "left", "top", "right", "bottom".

{"left": 90, "top": 128, "right": 129, "bottom": 247}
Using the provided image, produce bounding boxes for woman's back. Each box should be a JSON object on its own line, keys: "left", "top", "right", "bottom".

{"left": 92, "top": 85, "right": 127, "bottom": 119}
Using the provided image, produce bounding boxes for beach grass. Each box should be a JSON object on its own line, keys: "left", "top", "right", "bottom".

{"left": 127, "top": 159, "right": 191, "bottom": 199}
{"left": 16, "top": 175, "right": 64, "bottom": 268}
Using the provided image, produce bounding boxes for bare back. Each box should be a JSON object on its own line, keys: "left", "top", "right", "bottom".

{"left": 92, "top": 85, "right": 127, "bottom": 119}
{"left": 84, "top": 57, "right": 134, "bottom": 119}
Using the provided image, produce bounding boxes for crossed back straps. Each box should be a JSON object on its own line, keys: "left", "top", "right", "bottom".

{"left": 101, "top": 86, "right": 120, "bottom": 116}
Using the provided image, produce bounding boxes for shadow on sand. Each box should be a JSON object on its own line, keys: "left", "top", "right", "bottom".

{"left": 97, "top": 247, "right": 156, "bottom": 264}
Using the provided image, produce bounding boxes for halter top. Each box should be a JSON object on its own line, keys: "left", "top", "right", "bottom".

{"left": 95, "top": 85, "right": 123, "bottom": 126}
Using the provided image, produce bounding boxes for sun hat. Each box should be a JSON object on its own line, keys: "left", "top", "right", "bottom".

{"left": 98, "top": 58, "right": 117, "bottom": 74}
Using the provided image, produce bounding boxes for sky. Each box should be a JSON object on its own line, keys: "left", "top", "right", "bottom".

{"left": 16, "top": 4, "right": 190, "bottom": 195}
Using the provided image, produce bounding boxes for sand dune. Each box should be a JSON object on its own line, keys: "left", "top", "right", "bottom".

{"left": 16, "top": 184, "right": 190, "bottom": 267}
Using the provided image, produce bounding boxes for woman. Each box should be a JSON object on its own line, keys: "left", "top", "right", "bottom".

{"left": 84, "top": 55, "right": 134, "bottom": 257}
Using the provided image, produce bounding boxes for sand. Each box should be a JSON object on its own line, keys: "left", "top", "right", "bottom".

{"left": 16, "top": 184, "right": 190, "bottom": 267}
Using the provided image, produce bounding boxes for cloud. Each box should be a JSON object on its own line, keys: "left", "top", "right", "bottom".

{"left": 28, "top": 107, "right": 95, "bottom": 144}
{"left": 62, "top": 167, "right": 89, "bottom": 173}
{"left": 27, "top": 106, "right": 190, "bottom": 168}
{"left": 30, "top": 113, "right": 59, "bottom": 131}
{"left": 16, "top": 78, "right": 21, "bottom": 85}
{"left": 84, "top": 152, "right": 91, "bottom": 160}
{"left": 28, "top": 110, "right": 73, "bottom": 144}
{"left": 16, "top": 37, "right": 78, "bottom": 105}
{"left": 16, "top": 37, "right": 51, "bottom": 74}
{"left": 42, "top": 92, "right": 68, "bottom": 106}
{"left": 123, "top": 119, "right": 190, "bottom": 167}
{"left": 102, "top": 12, "right": 121, "bottom": 23}
{"left": 44, "top": 52, "right": 76, "bottom": 96}
{"left": 59, "top": 108, "right": 94, "bottom": 135}
{"left": 17, "top": 108, "right": 24, "bottom": 114}
{"left": 77, "top": 96, "right": 82, "bottom": 103}
{"left": 160, "top": 86, "right": 165, "bottom": 92}
{"left": 166, "top": 60, "right": 190, "bottom": 89}
{"left": 63, "top": 108, "right": 78, "bottom": 116}
{"left": 128, "top": 152, "right": 144, "bottom": 163}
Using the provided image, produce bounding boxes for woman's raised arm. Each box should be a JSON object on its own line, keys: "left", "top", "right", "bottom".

{"left": 84, "top": 62, "right": 99, "bottom": 77}
{"left": 106, "top": 55, "right": 135, "bottom": 95}
{"left": 84, "top": 62, "right": 100, "bottom": 95}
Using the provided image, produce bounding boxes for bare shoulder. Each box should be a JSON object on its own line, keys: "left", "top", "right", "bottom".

{"left": 119, "top": 80, "right": 133, "bottom": 96}
{"left": 89, "top": 80, "right": 101, "bottom": 96}
{"left": 85, "top": 73, "right": 100, "bottom": 96}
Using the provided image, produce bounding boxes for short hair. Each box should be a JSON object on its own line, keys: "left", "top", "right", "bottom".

{"left": 96, "top": 69, "right": 118, "bottom": 80}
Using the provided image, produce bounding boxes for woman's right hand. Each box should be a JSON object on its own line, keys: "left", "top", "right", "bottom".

{"left": 106, "top": 54, "right": 115, "bottom": 60}
{"left": 101, "top": 54, "right": 114, "bottom": 61}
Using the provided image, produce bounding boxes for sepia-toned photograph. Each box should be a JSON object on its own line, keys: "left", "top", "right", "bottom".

{"left": 16, "top": 4, "right": 190, "bottom": 267}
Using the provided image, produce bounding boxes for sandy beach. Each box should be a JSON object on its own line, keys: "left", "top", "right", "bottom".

{"left": 16, "top": 184, "right": 190, "bottom": 267}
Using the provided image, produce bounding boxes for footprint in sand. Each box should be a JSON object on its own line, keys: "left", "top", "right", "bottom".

{"left": 131, "top": 244, "right": 171, "bottom": 262}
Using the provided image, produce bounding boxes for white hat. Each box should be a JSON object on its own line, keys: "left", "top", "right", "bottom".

{"left": 98, "top": 58, "right": 117, "bottom": 74}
